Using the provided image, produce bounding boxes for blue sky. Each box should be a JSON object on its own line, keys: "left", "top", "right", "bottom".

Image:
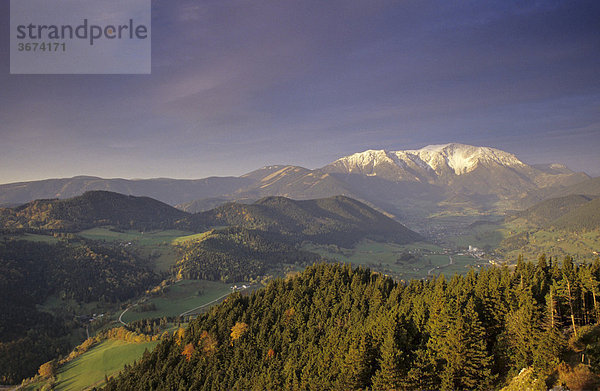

{"left": 1, "top": 0, "right": 599, "bottom": 183}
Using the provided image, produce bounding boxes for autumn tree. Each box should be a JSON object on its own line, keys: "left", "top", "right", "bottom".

{"left": 230, "top": 322, "right": 248, "bottom": 343}
{"left": 38, "top": 360, "right": 56, "bottom": 378}
{"left": 181, "top": 343, "right": 196, "bottom": 362}
{"left": 198, "top": 331, "right": 218, "bottom": 354}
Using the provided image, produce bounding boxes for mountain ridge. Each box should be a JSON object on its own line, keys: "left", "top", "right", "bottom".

{"left": 0, "top": 144, "right": 592, "bottom": 222}
{"left": 324, "top": 143, "right": 528, "bottom": 179}
{"left": 180, "top": 195, "right": 422, "bottom": 247}
{"left": 0, "top": 190, "right": 189, "bottom": 232}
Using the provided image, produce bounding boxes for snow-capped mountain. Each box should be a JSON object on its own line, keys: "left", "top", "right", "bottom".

{"left": 0, "top": 143, "right": 591, "bottom": 222}
{"left": 323, "top": 143, "right": 527, "bottom": 181}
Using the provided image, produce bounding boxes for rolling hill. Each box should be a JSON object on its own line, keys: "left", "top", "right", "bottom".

{"left": 508, "top": 194, "right": 600, "bottom": 232}
{"left": 552, "top": 197, "right": 600, "bottom": 232}
{"left": 0, "top": 175, "right": 252, "bottom": 207}
{"left": 180, "top": 195, "right": 422, "bottom": 247}
{"left": 499, "top": 195, "right": 600, "bottom": 259}
{"left": 0, "top": 190, "right": 420, "bottom": 248}
{"left": 0, "top": 190, "right": 189, "bottom": 231}
{"left": 511, "top": 195, "right": 595, "bottom": 227}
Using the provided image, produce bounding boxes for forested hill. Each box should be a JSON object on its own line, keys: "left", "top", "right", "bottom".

{"left": 511, "top": 195, "right": 600, "bottom": 232}
{"left": 106, "top": 261, "right": 600, "bottom": 391}
{"left": 0, "top": 239, "right": 158, "bottom": 383}
{"left": 552, "top": 197, "right": 600, "bottom": 232}
{"left": 0, "top": 190, "right": 189, "bottom": 231}
{"left": 0, "top": 192, "right": 421, "bottom": 247}
{"left": 181, "top": 195, "right": 422, "bottom": 247}
{"left": 513, "top": 195, "right": 594, "bottom": 226}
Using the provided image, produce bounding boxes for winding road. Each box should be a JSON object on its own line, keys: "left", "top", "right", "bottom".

{"left": 118, "top": 305, "right": 133, "bottom": 325}
{"left": 117, "top": 285, "right": 252, "bottom": 325}
{"left": 179, "top": 292, "right": 232, "bottom": 317}
{"left": 428, "top": 255, "right": 453, "bottom": 276}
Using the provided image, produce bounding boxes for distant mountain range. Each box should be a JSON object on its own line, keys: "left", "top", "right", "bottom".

{"left": 0, "top": 144, "right": 594, "bottom": 223}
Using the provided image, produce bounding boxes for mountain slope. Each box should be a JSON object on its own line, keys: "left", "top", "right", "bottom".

{"left": 552, "top": 197, "right": 600, "bottom": 232}
{"left": 324, "top": 144, "right": 527, "bottom": 179}
{"left": 512, "top": 195, "right": 594, "bottom": 227}
{"left": 105, "top": 262, "right": 598, "bottom": 391}
{"left": 181, "top": 195, "right": 422, "bottom": 247}
{"left": 0, "top": 190, "right": 189, "bottom": 231}
{"left": 549, "top": 177, "right": 600, "bottom": 198}
{"left": 323, "top": 143, "right": 588, "bottom": 199}
{"left": 0, "top": 176, "right": 253, "bottom": 207}
{"left": 237, "top": 165, "right": 361, "bottom": 201}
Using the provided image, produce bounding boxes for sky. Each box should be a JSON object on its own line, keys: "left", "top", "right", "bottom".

{"left": 0, "top": 0, "right": 599, "bottom": 184}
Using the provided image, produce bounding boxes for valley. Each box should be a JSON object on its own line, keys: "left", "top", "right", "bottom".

{"left": 0, "top": 144, "right": 598, "bottom": 390}
{"left": 2, "top": 0, "right": 598, "bottom": 387}
{"left": 303, "top": 240, "right": 489, "bottom": 281}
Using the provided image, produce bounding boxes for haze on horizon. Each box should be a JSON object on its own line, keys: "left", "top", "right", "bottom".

{"left": 1, "top": 0, "right": 599, "bottom": 184}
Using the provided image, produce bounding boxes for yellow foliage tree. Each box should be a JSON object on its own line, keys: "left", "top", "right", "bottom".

{"left": 266, "top": 348, "right": 275, "bottom": 360}
{"left": 230, "top": 322, "right": 248, "bottom": 344}
{"left": 181, "top": 343, "right": 196, "bottom": 362}
{"left": 199, "top": 330, "right": 218, "bottom": 354}
{"left": 175, "top": 327, "right": 186, "bottom": 346}
{"left": 38, "top": 360, "right": 56, "bottom": 378}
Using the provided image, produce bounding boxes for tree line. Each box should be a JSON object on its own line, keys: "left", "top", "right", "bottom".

{"left": 0, "top": 238, "right": 159, "bottom": 383}
{"left": 106, "top": 259, "right": 600, "bottom": 390}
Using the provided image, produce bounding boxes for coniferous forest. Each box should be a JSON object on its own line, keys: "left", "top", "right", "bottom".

{"left": 0, "top": 239, "right": 158, "bottom": 383}
{"left": 106, "top": 260, "right": 600, "bottom": 390}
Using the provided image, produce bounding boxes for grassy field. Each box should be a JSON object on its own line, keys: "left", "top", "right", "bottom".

{"left": 303, "top": 240, "right": 487, "bottom": 280}
{"left": 0, "top": 232, "right": 61, "bottom": 243}
{"left": 122, "top": 279, "right": 234, "bottom": 322}
{"left": 446, "top": 221, "right": 505, "bottom": 250}
{"left": 77, "top": 227, "right": 192, "bottom": 244}
{"left": 25, "top": 339, "right": 159, "bottom": 391}
{"left": 171, "top": 230, "right": 214, "bottom": 244}
{"left": 77, "top": 227, "right": 195, "bottom": 272}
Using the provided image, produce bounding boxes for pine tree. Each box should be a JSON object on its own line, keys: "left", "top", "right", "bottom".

{"left": 371, "top": 331, "right": 403, "bottom": 390}
{"left": 458, "top": 298, "right": 494, "bottom": 390}
{"left": 504, "top": 289, "right": 541, "bottom": 369}
{"left": 557, "top": 257, "right": 580, "bottom": 337}
{"left": 338, "top": 335, "right": 376, "bottom": 390}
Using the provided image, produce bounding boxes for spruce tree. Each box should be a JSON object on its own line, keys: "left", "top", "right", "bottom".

{"left": 371, "top": 331, "right": 403, "bottom": 390}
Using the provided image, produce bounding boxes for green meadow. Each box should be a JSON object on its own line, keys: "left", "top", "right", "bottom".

{"left": 303, "top": 240, "right": 487, "bottom": 280}
{"left": 121, "top": 279, "right": 234, "bottom": 323}
{"left": 24, "top": 339, "right": 158, "bottom": 391}
{"left": 0, "top": 232, "right": 61, "bottom": 243}
{"left": 78, "top": 227, "right": 196, "bottom": 272}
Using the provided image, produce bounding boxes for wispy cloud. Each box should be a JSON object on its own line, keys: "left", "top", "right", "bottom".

{"left": 0, "top": 0, "right": 598, "bottom": 183}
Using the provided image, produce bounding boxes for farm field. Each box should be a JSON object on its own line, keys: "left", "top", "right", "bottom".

{"left": 0, "top": 232, "right": 61, "bottom": 243}
{"left": 303, "top": 240, "right": 488, "bottom": 280}
{"left": 24, "top": 339, "right": 158, "bottom": 391}
{"left": 78, "top": 227, "right": 195, "bottom": 272}
{"left": 121, "top": 279, "right": 236, "bottom": 323}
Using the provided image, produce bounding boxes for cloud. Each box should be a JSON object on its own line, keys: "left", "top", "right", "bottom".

{"left": 0, "top": 0, "right": 598, "bottom": 182}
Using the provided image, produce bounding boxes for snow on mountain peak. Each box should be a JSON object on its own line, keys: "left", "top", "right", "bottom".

{"left": 330, "top": 143, "right": 525, "bottom": 177}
